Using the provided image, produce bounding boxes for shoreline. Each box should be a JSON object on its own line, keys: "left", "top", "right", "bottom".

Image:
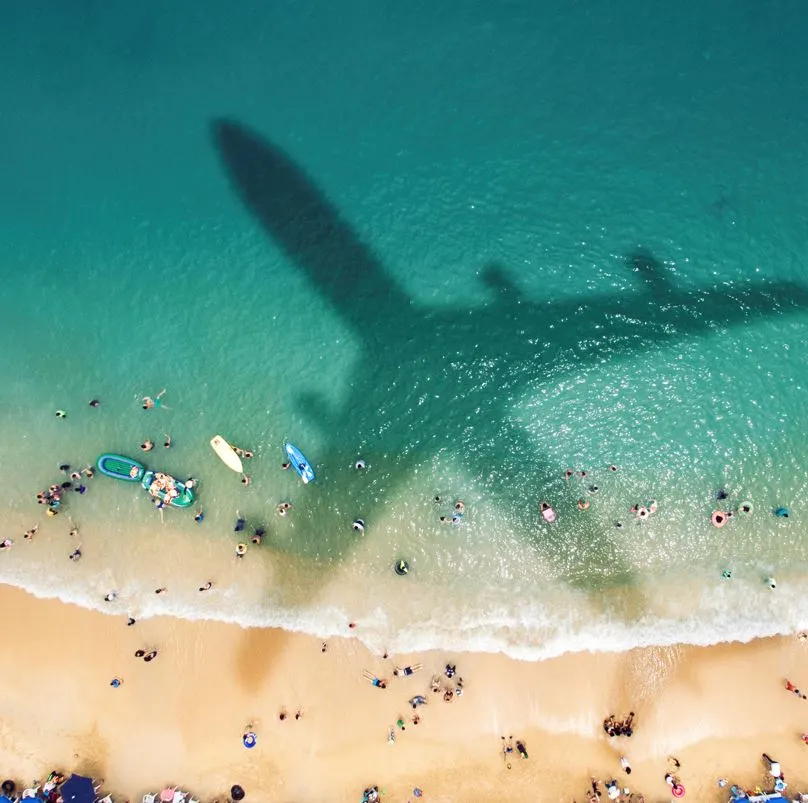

{"left": 1, "top": 583, "right": 808, "bottom": 802}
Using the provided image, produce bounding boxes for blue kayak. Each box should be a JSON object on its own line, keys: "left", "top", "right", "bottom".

{"left": 284, "top": 442, "right": 315, "bottom": 484}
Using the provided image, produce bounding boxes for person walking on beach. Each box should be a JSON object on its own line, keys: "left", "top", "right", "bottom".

{"left": 620, "top": 756, "right": 632, "bottom": 774}
{"left": 785, "top": 679, "right": 807, "bottom": 699}
{"left": 501, "top": 736, "right": 514, "bottom": 769}
{"left": 361, "top": 670, "right": 387, "bottom": 689}
{"left": 199, "top": 581, "right": 213, "bottom": 592}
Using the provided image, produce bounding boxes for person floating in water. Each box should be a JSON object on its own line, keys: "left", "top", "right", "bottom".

{"left": 142, "top": 389, "right": 166, "bottom": 410}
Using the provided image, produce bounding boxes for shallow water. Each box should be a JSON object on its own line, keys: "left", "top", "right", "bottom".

{"left": 2, "top": 0, "right": 808, "bottom": 660}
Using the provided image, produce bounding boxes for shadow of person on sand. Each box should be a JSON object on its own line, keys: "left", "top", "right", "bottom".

{"left": 210, "top": 117, "right": 808, "bottom": 598}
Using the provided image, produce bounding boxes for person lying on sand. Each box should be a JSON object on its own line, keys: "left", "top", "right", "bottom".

{"left": 393, "top": 663, "right": 422, "bottom": 677}
{"left": 361, "top": 670, "right": 387, "bottom": 689}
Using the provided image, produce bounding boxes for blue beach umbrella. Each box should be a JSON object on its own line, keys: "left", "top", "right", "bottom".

{"left": 59, "top": 774, "right": 96, "bottom": 803}
{"left": 0, "top": 795, "right": 14, "bottom": 803}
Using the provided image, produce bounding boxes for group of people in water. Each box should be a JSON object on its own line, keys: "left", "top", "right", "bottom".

{"left": 146, "top": 472, "right": 182, "bottom": 505}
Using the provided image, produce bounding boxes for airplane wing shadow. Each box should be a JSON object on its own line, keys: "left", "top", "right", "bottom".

{"left": 211, "top": 118, "right": 808, "bottom": 611}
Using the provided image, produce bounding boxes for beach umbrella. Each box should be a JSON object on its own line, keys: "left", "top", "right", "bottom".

{"left": 0, "top": 795, "right": 15, "bottom": 803}
{"left": 60, "top": 774, "right": 96, "bottom": 803}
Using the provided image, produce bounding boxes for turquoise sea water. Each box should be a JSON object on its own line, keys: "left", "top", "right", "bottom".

{"left": 2, "top": 0, "right": 808, "bottom": 659}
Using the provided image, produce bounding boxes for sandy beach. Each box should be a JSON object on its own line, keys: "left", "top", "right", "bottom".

{"left": 1, "top": 583, "right": 807, "bottom": 802}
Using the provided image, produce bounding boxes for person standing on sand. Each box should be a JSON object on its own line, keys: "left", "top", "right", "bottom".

{"left": 785, "top": 679, "right": 807, "bottom": 699}
{"left": 762, "top": 753, "right": 781, "bottom": 777}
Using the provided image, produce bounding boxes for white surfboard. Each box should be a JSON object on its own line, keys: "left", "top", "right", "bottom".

{"left": 210, "top": 435, "right": 244, "bottom": 473}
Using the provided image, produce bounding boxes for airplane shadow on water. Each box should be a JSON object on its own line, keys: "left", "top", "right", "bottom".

{"left": 210, "top": 118, "right": 808, "bottom": 599}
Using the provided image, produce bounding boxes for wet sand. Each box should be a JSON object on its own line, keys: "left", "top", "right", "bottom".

{"left": 0, "top": 583, "right": 807, "bottom": 802}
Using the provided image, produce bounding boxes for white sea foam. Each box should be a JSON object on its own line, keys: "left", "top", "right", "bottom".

{"left": 5, "top": 565, "right": 807, "bottom": 664}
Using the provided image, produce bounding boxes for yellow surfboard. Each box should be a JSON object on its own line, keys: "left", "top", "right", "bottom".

{"left": 210, "top": 435, "right": 244, "bottom": 473}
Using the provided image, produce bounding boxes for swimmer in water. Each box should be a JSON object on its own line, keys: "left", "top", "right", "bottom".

{"left": 140, "top": 439, "right": 154, "bottom": 452}
{"left": 194, "top": 509, "right": 204, "bottom": 523}
{"left": 236, "top": 543, "right": 247, "bottom": 558}
{"left": 251, "top": 527, "right": 265, "bottom": 545}
{"left": 454, "top": 500, "right": 465, "bottom": 514}
{"left": 577, "top": 499, "right": 590, "bottom": 510}
{"left": 164, "top": 433, "right": 172, "bottom": 449}
{"left": 281, "top": 462, "right": 291, "bottom": 470}
{"left": 355, "top": 459, "right": 366, "bottom": 470}
{"left": 241, "top": 474, "right": 251, "bottom": 486}
{"left": 142, "top": 389, "right": 166, "bottom": 410}
{"left": 89, "top": 399, "right": 100, "bottom": 407}
{"left": 234, "top": 513, "right": 246, "bottom": 532}
{"left": 352, "top": 518, "right": 365, "bottom": 532}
